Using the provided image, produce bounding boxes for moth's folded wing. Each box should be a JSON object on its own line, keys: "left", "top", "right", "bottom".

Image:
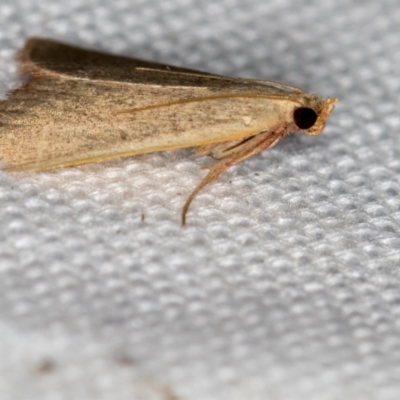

{"left": 0, "top": 74, "right": 292, "bottom": 171}
{"left": 21, "top": 37, "right": 224, "bottom": 85}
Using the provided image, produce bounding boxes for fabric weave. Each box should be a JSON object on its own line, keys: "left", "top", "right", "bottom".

{"left": 0, "top": 1, "right": 399, "bottom": 399}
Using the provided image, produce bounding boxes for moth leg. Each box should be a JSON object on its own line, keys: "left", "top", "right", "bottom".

{"left": 182, "top": 159, "right": 230, "bottom": 225}
{"left": 196, "top": 140, "right": 244, "bottom": 157}
{"left": 182, "top": 125, "right": 287, "bottom": 225}
{"left": 196, "top": 143, "right": 217, "bottom": 156}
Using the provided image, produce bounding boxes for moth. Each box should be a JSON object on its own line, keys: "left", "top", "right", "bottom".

{"left": 0, "top": 38, "right": 338, "bottom": 224}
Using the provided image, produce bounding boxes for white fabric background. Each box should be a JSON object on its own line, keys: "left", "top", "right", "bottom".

{"left": 0, "top": 1, "right": 399, "bottom": 399}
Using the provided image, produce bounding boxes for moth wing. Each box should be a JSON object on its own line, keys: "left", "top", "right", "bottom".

{"left": 21, "top": 38, "right": 307, "bottom": 94}
{"left": 0, "top": 82, "right": 294, "bottom": 171}
{"left": 0, "top": 38, "right": 301, "bottom": 171}
{"left": 21, "top": 37, "right": 225, "bottom": 84}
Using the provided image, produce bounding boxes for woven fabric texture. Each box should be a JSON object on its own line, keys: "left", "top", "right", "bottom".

{"left": 0, "top": 1, "right": 400, "bottom": 399}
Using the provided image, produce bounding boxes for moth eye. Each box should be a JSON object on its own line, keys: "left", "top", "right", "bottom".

{"left": 293, "top": 107, "right": 318, "bottom": 130}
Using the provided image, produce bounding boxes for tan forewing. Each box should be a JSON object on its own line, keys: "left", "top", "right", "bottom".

{"left": 21, "top": 38, "right": 219, "bottom": 85}
{"left": 0, "top": 77, "right": 299, "bottom": 171}
{"left": 0, "top": 38, "right": 306, "bottom": 171}
{"left": 21, "top": 38, "right": 307, "bottom": 94}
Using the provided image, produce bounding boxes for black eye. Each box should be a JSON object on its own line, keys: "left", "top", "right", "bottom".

{"left": 294, "top": 107, "right": 318, "bottom": 130}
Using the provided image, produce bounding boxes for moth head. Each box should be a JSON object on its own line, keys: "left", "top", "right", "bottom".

{"left": 293, "top": 97, "right": 338, "bottom": 136}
